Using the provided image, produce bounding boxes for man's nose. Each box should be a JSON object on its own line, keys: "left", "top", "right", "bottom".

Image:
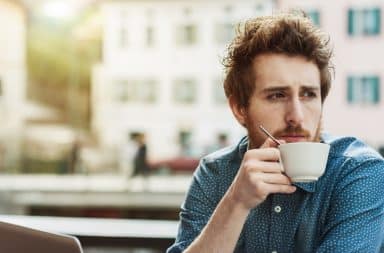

{"left": 285, "top": 98, "right": 304, "bottom": 127}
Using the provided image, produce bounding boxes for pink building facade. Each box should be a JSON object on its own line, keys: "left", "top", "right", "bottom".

{"left": 277, "top": 0, "right": 384, "bottom": 153}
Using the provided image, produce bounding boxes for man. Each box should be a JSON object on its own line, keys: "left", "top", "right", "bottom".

{"left": 167, "top": 12, "right": 384, "bottom": 253}
{"left": 132, "top": 133, "right": 149, "bottom": 177}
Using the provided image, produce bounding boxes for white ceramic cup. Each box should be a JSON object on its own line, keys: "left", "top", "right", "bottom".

{"left": 278, "top": 142, "right": 330, "bottom": 182}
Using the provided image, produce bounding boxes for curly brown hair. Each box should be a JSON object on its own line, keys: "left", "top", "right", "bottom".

{"left": 223, "top": 12, "right": 334, "bottom": 109}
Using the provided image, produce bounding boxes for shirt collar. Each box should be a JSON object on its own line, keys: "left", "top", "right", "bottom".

{"left": 293, "top": 181, "right": 317, "bottom": 193}
{"left": 238, "top": 136, "right": 249, "bottom": 157}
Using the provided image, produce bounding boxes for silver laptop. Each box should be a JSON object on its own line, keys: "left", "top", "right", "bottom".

{"left": 0, "top": 220, "right": 83, "bottom": 253}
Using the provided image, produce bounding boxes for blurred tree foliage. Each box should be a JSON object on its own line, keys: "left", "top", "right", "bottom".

{"left": 27, "top": 7, "right": 101, "bottom": 129}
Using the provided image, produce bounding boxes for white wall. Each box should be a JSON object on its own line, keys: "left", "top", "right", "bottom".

{"left": 93, "top": 0, "right": 273, "bottom": 159}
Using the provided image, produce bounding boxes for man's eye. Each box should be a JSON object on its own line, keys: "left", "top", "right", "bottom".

{"left": 267, "top": 92, "right": 285, "bottom": 100}
{"left": 302, "top": 91, "right": 318, "bottom": 98}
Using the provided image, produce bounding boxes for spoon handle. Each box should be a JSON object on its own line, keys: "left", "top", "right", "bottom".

{"left": 259, "top": 125, "right": 282, "bottom": 146}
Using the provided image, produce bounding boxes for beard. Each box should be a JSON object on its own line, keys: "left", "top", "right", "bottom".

{"left": 245, "top": 116, "right": 323, "bottom": 149}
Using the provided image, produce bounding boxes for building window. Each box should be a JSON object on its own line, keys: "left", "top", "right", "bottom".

{"left": 183, "top": 7, "right": 192, "bottom": 16}
{"left": 114, "top": 80, "right": 130, "bottom": 102}
{"left": 215, "top": 23, "right": 235, "bottom": 44}
{"left": 213, "top": 78, "right": 227, "bottom": 104}
{"left": 119, "top": 27, "right": 128, "bottom": 48}
{"left": 173, "top": 79, "right": 196, "bottom": 104}
{"left": 224, "top": 5, "right": 233, "bottom": 14}
{"left": 306, "top": 10, "right": 320, "bottom": 26}
{"left": 176, "top": 24, "right": 197, "bottom": 45}
{"left": 137, "top": 80, "right": 157, "bottom": 103}
{"left": 119, "top": 11, "right": 128, "bottom": 48}
{"left": 178, "top": 130, "right": 193, "bottom": 156}
{"left": 348, "top": 8, "right": 381, "bottom": 36}
{"left": 113, "top": 79, "right": 157, "bottom": 103}
{"left": 347, "top": 75, "right": 380, "bottom": 105}
{"left": 146, "top": 26, "right": 154, "bottom": 47}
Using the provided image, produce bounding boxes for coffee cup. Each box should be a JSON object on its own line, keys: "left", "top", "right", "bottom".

{"left": 278, "top": 142, "right": 330, "bottom": 182}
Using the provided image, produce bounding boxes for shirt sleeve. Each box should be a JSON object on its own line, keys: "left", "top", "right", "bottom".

{"left": 316, "top": 158, "right": 384, "bottom": 253}
{"left": 166, "top": 159, "right": 219, "bottom": 253}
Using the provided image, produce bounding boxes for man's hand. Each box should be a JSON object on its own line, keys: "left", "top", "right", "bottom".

{"left": 182, "top": 138, "right": 296, "bottom": 253}
{"left": 228, "top": 138, "right": 296, "bottom": 211}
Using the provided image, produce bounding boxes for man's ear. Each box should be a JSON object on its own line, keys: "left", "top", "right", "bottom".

{"left": 229, "top": 96, "right": 246, "bottom": 126}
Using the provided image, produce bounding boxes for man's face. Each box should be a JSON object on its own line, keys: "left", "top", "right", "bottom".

{"left": 230, "top": 53, "right": 323, "bottom": 149}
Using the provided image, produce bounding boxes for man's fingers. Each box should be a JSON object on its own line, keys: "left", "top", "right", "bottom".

{"left": 251, "top": 172, "right": 292, "bottom": 185}
{"left": 245, "top": 148, "right": 280, "bottom": 162}
{"left": 243, "top": 160, "right": 282, "bottom": 173}
{"left": 260, "top": 138, "right": 278, "bottom": 148}
{"left": 264, "top": 182, "right": 297, "bottom": 194}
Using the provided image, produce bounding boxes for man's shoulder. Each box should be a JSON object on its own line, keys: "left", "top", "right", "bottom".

{"left": 201, "top": 136, "right": 248, "bottom": 165}
{"left": 321, "top": 133, "right": 384, "bottom": 194}
{"left": 322, "top": 133, "right": 383, "bottom": 163}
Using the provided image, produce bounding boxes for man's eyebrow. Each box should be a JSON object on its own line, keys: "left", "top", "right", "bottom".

{"left": 301, "top": 86, "right": 321, "bottom": 91}
{"left": 261, "top": 86, "right": 289, "bottom": 93}
{"left": 261, "top": 85, "right": 320, "bottom": 93}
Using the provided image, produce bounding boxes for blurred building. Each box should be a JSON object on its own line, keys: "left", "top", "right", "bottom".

{"left": 277, "top": 0, "right": 384, "bottom": 151}
{"left": 92, "top": 0, "right": 274, "bottom": 160}
{"left": 0, "top": 0, "right": 27, "bottom": 171}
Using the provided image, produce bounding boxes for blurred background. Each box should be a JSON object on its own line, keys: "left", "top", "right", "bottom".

{"left": 0, "top": 0, "right": 383, "bottom": 252}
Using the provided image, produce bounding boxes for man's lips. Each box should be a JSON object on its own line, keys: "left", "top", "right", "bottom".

{"left": 279, "top": 135, "right": 308, "bottom": 142}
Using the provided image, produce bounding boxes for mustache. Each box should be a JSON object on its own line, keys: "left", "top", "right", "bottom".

{"left": 273, "top": 126, "right": 311, "bottom": 137}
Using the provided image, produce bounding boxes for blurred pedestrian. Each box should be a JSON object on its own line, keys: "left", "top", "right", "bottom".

{"left": 67, "top": 138, "right": 80, "bottom": 174}
{"left": 132, "top": 133, "right": 150, "bottom": 177}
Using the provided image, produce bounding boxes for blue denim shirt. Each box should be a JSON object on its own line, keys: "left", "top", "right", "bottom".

{"left": 167, "top": 133, "right": 384, "bottom": 253}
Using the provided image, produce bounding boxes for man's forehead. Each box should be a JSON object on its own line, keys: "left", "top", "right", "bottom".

{"left": 253, "top": 68, "right": 321, "bottom": 92}
{"left": 252, "top": 53, "right": 321, "bottom": 89}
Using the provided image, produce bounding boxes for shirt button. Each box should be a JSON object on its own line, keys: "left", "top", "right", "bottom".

{"left": 274, "top": 205, "right": 282, "bottom": 213}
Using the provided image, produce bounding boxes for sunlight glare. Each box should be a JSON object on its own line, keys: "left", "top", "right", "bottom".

{"left": 41, "top": 1, "right": 75, "bottom": 20}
